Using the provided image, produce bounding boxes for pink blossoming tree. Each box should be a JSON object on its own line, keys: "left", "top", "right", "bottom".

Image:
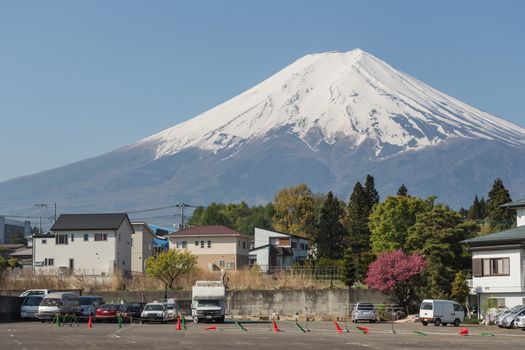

{"left": 365, "top": 249, "right": 426, "bottom": 310}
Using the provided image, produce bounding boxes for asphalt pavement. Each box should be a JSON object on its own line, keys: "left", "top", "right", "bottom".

{"left": 1, "top": 320, "right": 524, "bottom": 350}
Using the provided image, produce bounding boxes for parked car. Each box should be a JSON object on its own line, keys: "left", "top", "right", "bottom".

{"left": 141, "top": 302, "right": 168, "bottom": 323}
{"left": 352, "top": 302, "right": 376, "bottom": 323}
{"left": 37, "top": 292, "right": 81, "bottom": 321}
{"left": 500, "top": 305, "right": 525, "bottom": 329}
{"left": 514, "top": 315, "right": 525, "bottom": 329}
{"left": 79, "top": 296, "right": 104, "bottom": 317}
{"left": 419, "top": 299, "right": 464, "bottom": 327}
{"left": 19, "top": 289, "right": 52, "bottom": 298}
{"left": 95, "top": 304, "right": 127, "bottom": 322}
{"left": 496, "top": 305, "right": 524, "bottom": 328}
{"left": 164, "top": 298, "right": 177, "bottom": 321}
{"left": 124, "top": 302, "right": 146, "bottom": 319}
{"left": 21, "top": 295, "right": 44, "bottom": 319}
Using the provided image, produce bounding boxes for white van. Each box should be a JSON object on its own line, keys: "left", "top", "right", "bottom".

{"left": 21, "top": 295, "right": 44, "bottom": 319}
{"left": 419, "top": 299, "right": 465, "bottom": 327}
{"left": 163, "top": 298, "right": 177, "bottom": 321}
{"left": 37, "top": 292, "right": 81, "bottom": 321}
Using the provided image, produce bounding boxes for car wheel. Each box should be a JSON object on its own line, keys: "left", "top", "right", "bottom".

{"left": 434, "top": 318, "right": 441, "bottom": 327}
{"left": 422, "top": 321, "right": 428, "bottom": 326}
{"left": 453, "top": 319, "right": 460, "bottom": 327}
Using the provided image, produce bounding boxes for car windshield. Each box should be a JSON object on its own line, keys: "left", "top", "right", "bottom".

{"left": 199, "top": 300, "right": 220, "bottom": 307}
{"left": 79, "top": 297, "right": 95, "bottom": 306}
{"left": 41, "top": 298, "right": 61, "bottom": 307}
{"left": 144, "top": 304, "right": 164, "bottom": 311}
{"left": 166, "top": 304, "right": 174, "bottom": 310}
{"left": 420, "top": 302, "right": 433, "bottom": 310}
{"left": 23, "top": 296, "right": 43, "bottom": 306}
{"left": 357, "top": 303, "right": 374, "bottom": 310}
{"left": 126, "top": 303, "right": 143, "bottom": 309}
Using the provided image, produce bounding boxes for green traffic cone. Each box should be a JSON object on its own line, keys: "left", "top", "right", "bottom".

{"left": 480, "top": 332, "right": 495, "bottom": 337}
{"left": 118, "top": 315, "right": 123, "bottom": 328}
{"left": 414, "top": 331, "right": 427, "bottom": 336}
{"left": 181, "top": 315, "right": 187, "bottom": 330}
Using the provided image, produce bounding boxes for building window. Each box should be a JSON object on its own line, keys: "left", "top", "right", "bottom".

{"left": 44, "top": 258, "right": 54, "bottom": 266}
{"left": 219, "top": 260, "right": 225, "bottom": 267}
{"left": 84, "top": 234, "right": 89, "bottom": 241}
{"left": 122, "top": 260, "right": 125, "bottom": 265}
{"left": 300, "top": 243, "right": 305, "bottom": 250}
{"left": 200, "top": 240, "right": 204, "bottom": 248}
{"left": 291, "top": 241, "right": 297, "bottom": 249}
{"left": 238, "top": 241, "right": 241, "bottom": 247}
{"left": 55, "top": 234, "right": 68, "bottom": 245}
{"left": 176, "top": 241, "right": 187, "bottom": 249}
{"left": 118, "top": 234, "right": 121, "bottom": 242}
{"left": 242, "top": 241, "right": 246, "bottom": 249}
{"left": 226, "top": 261, "right": 235, "bottom": 270}
{"left": 71, "top": 234, "right": 74, "bottom": 242}
{"left": 42, "top": 239, "right": 47, "bottom": 244}
{"left": 207, "top": 240, "right": 211, "bottom": 248}
{"left": 195, "top": 240, "right": 199, "bottom": 246}
{"left": 94, "top": 233, "right": 107, "bottom": 241}
{"left": 488, "top": 298, "right": 506, "bottom": 308}
{"left": 476, "top": 258, "right": 510, "bottom": 276}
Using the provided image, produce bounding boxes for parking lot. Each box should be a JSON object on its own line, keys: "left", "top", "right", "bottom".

{"left": 1, "top": 321, "right": 525, "bottom": 350}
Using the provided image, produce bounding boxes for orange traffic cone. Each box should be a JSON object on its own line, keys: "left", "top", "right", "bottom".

{"left": 176, "top": 316, "right": 181, "bottom": 331}
{"left": 88, "top": 315, "right": 93, "bottom": 329}
{"left": 356, "top": 325, "right": 368, "bottom": 334}
{"left": 272, "top": 319, "right": 280, "bottom": 333}
{"left": 205, "top": 325, "right": 217, "bottom": 330}
{"left": 459, "top": 327, "right": 469, "bottom": 336}
{"left": 334, "top": 320, "right": 343, "bottom": 334}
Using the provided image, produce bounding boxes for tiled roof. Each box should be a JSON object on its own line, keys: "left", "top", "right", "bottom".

{"left": 501, "top": 198, "right": 525, "bottom": 208}
{"left": 167, "top": 225, "right": 244, "bottom": 237}
{"left": 462, "top": 226, "right": 525, "bottom": 245}
{"left": 51, "top": 213, "right": 129, "bottom": 231}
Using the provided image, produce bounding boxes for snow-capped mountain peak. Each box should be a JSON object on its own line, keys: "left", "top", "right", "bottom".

{"left": 139, "top": 49, "right": 525, "bottom": 159}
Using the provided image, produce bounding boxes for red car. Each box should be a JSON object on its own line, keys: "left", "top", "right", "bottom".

{"left": 95, "top": 304, "right": 127, "bottom": 322}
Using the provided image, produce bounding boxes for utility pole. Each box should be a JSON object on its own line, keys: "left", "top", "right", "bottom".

{"left": 175, "top": 203, "right": 197, "bottom": 230}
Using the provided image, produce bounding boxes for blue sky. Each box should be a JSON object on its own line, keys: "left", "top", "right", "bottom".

{"left": 1, "top": 0, "right": 524, "bottom": 181}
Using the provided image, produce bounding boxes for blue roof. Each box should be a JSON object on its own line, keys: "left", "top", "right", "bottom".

{"left": 153, "top": 237, "right": 169, "bottom": 248}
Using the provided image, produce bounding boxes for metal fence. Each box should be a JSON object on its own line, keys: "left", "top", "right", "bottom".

{"left": 257, "top": 265, "right": 344, "bottom": 282}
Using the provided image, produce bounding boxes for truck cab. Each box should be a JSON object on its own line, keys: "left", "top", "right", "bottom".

{"left": 191, "top": 281, "right": 225, "bottom": 323}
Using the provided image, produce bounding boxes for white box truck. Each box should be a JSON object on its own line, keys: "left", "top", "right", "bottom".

{"left": 419, "top": 299, "right": 465, "bottom": 327}
{"left": 191, "top": 281, "right": 226, "bottom": 323}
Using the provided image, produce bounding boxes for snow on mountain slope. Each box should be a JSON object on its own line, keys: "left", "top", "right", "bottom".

{"left": 138, "top": 48, "right": 525, "bottom": 159}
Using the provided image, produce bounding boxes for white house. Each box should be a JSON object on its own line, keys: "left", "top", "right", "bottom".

{"left": 33, "top": 213, "right": 133, "bottom": 277}
{"left": 131, "top": 221, "right": 156, "bottom": 274}
{"left": 463, "top": 198, "right": 525, "bottom": 315}
{"left": 249, "top": 227, "right": 310, "bottom": 272}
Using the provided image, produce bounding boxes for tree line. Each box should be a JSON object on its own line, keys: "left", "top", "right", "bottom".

{"left": 188, "top": 176, "right": 516, "bottom": 310}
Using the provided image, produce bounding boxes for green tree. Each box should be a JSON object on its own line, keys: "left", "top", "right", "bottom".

{"left": 313, "top": 191, "right": 346, "bottom": 260}
{"left": 369, "top": 196, "right": 433, "bottom": 254}
{"left": 485, "top": 178, "right": 514, "bottom": 230}
{"left": 343, "top": 181, "right": 373, "bottom": 283}
{"left": 406, "top": 205, "right": 477, "bottom": 298}
{"left": 450, "top": 271, "right": 470, "bottom": 305}
{"left": 467, "top": 195, "right": 482, "bottom": 221}
{"left": 397, "top": 184, "right": 408, "bottom": 196}
{"left": 364, "top": 175, "right": 380, "bottom": 210}
{"left": 145, "top": 249, "right": 198, "bottom": 289}
{"left": 272, "top": 183, "right": 316, "bottom": 238}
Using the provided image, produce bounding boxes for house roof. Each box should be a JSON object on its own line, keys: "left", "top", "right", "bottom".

{"left": 0, "top": 243, "right": 25, "bottom": 250}
{"left": 51, "top": 213, "right": 130, "bottom": 231}
{"left": 501, "top": 198, "right": 525, "bottom": 209}
{"left": 462, "top": 226, "right": 525, "bottom": 245}
{"left": 254, "top": 227, "right": 313, "bottom": 241}
{"left": 166, "top": 225, "right": 247, "bottom": 238}
{"left": 9, "top": 248, "right": 32, "bottom": 257}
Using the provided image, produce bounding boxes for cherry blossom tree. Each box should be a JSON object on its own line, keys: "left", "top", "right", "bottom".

{"left": 365, "top": 250, "right": 426, "bottom": 311}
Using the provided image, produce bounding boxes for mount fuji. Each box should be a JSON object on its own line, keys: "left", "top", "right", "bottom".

{"left": 1, "top": 49, "right": 525, "bottom": 218}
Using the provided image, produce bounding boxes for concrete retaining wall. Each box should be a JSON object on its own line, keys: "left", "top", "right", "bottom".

{"left": 0, "top": 296, "right": 23, "bottom": 322}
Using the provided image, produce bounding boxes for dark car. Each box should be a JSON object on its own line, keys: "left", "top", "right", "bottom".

{"left": 95, "top": 304, "right": 127, "bottom": 322}
{"left": 125, "top": 302, "right": 146, "bottom": 319}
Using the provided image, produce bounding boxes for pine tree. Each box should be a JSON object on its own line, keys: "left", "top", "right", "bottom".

{"left": 364, "top": 175, "right": 380, "bottom": 210}
{"left": 344, "top": 182, "right": 374, "bottom": 284}
{"left": 313, "top": 191, "right": 346, "bottom": 260}
{"left": 397, "top": 184, "right": 408, "bottom": 196}
{"left": 485, "top": 178, "right": 514, "bottom": 230}
{"left": 467, "top": 195, "right": 482, "bottom": 221}
{"left": 479, "top": 197, "right": 486, "bottom": 219}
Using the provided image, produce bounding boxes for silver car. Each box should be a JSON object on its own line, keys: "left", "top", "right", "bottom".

{"left": 352, "top": 302, "right": 376, "bottom": 323}
{"left": 501, "top": 306, "right": 525, "bottom": 329}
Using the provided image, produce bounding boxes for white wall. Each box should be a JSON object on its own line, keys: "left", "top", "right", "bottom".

{"left": 517, "top": 208, "right": 525, "bottom": 227}
{"left": 131, "top": 223, "right": 155, "bottom": 273}
{"left": 115, "top": 219, "right": 133, "bottom": 275}
{"left": 34, "top": 230, "right": 117, "bottom": 276}
{"left": 472, "top": 249, "right": 524, "bottom": 294}
{"left": 168, "top": 235, "right": 249, "bottom": 257}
